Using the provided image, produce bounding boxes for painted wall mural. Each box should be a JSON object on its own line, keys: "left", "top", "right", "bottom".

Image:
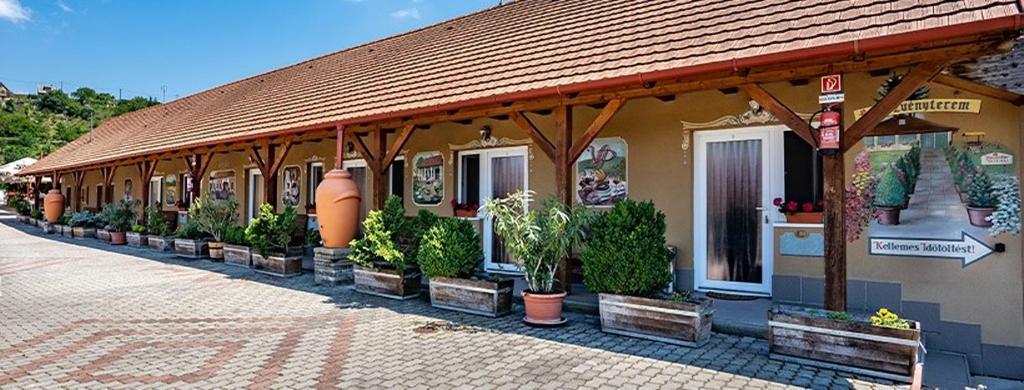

{"left": 576, "top": 137, "right": 627, "bottom": 207}
{"left": 209, "top": 171, "right": 236, "bottom": 201}
{"left": 282, "top": 166, "right": 300, "bottom": 207}
{"left": 412, "top": 151, "right": 444, "bottom": 206}
{"left": 164, "top": 175, "right": 178, "bottom": 206}
{"left": 123, "top": 179, "right": 133, "bottom": 201}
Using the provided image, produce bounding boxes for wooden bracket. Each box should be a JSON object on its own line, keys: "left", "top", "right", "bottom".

{"left": 569, "top": 98, "right": 625, "bottom": 163}
{"left": 740, "top": 84, "right": 817, "bottom": 147}
{"left": 347, "top": 131, "right": 376, "bottom": 167}
{"left": 842, "top": 60, "right": 949, "bottom": 150}
{"left": 381, "top": 124, "right": 415, "bottom": 170}
{"left": 511, "top": 112, "right": 556, "bottom": 161}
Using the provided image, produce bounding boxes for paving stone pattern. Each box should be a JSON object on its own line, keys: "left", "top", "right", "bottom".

{"left": 0, "top": 216, "right": 905, "bottom": 389}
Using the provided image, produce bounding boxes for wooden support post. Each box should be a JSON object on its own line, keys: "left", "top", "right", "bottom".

{"left": 101, "top": 166, "right": 117, "bottom": 205}
{"left": 822, "top": 154, "right": 846, "bottom": 311}
{"left": 32, "top": 175, "right": 41, "bottom": 211}
{"left": 373, "top": 129, "right": 388, "bottom": 210}
{"left": 184, "top": 152, "right": 213, "bottom": 205}
{"left": 554, "top": 105, "right": 573, "bottom": 293}
{"left": 250, "top": 139, "right": 293, "bottom": 212}
{"left": 71, "top": 171, "right": 86, "bottom": 212}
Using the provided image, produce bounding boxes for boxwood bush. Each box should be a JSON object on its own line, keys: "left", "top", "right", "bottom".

{"left": 580, "top": 199, "right": 672, "bottom": 297}
{"left": 417, "top": 218, "right": 482, "bottom": 279}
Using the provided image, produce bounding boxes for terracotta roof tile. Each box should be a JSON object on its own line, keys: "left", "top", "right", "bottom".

{"left": 21, "top": 0, "right": 1023, "bottom": 175}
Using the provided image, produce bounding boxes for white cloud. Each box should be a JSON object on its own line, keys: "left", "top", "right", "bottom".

{"left": 56, "top": 0, "right": 72, "bottom": 13}
{"left": 0, "top": 0, "right": 31, "bottom": 22}
{"left": 390, "top": 7, "right": 420, "bottom": 20}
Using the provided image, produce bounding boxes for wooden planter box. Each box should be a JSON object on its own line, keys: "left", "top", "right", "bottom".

{"left": 17, "top": 215, "right": 29, "bottom": 224}
{"left": 96, "top": 229, "right": 112, "bottom": 242}
{"left": 174, "top": 238, "right": 209, "bottom": 259}
{"left": 598, "top": 293, "right": 714, "bottom": 347}
{"left": 768, "top": 306, "right": 921, "bottom": 382}
{"left": 60, "top": 225, "right": 72, "bottom": 237}
{"left": 126, "top": 232, "right": 148, "bottom": 247}
{"left": 147, "top": 236, "right": 175, "bottom": 251}
{"left": 784, "top": 212, "right": 823, "bottom": 224}
{"left": 42, "top": 223, "right": 57, "bottom": 234}
{"left": 29, "top": 218, "right": 39, "bottom": 227}
{"left": 223, "top": 244, "right": 252, "bottom": 268}
{"left": 354, "top": 264, "right": 421, "bottom": 300}
{"left": 251, "top": 252, "right": 302, "bottom": 277}
{"left": 429, "top": 276, "right": 513, "bottom": 317}
{"left": 72, "top": 227, "right": 97, "bottom": 239}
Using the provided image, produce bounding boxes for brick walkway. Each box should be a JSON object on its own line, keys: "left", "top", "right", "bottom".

{"left": 0, "top": 214, "right": 903, "bottom": 389}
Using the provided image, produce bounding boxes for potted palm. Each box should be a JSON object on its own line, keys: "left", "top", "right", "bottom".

{"left": 223, "top": 225, "right": 252, "bottom": 268}
{"left": 101, "top": 199, "right": 139, "bottom": 245}
{"left": 582, "top": 199, "right": 712, "bottom": 346}
{"left": 174, "top": 221, "right": 209, "bottom": 259}
{"left": 189, "top": 195, "right": 238, "bottom": 261}
{"left": 246, "top": 204, "right": 303, "bottom": 277}
{"left": 965, "top": 169, "right": 997, "bottom": 227}
{"left": 127, "top": 224, "right": 148, "bottom": 247}
{"left": 419, "top": 218, "right": 512, "bottom": 317}
{"left": 349, "top": 196, "right": 429, "bottom": 299}
{"left": 68, "top": 211, "right": 100, "bottom": 239}
{"left": 145, "top": 206, "right": 176, "bottom": 251}
{"left": 874, "top": 167, "right": 906, "bottom": 225}
{"left": 483, "top": 191, "right": 586, "bottom": 326}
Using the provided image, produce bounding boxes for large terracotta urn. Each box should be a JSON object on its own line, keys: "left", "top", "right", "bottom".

{"left": 43, "top": 189, "right": 65, "bottom": 223}
{"left": 315, "top": 168, "right": 361, "bottom": 248}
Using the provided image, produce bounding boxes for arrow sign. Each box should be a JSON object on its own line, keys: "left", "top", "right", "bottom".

{"left": 868, "top": 232, "right": 995, "bottom": 267}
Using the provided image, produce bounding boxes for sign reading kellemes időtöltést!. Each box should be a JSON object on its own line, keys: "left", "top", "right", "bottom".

{"left": 868, "top": 232, "right": 995, "bottom": 267}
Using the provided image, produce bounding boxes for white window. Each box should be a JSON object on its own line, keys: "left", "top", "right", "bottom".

{"left": 307, "top": 161, "right": 324, "bottom": 207}
{"left": 148, "top": 177, "right": 163, "bottom": 208}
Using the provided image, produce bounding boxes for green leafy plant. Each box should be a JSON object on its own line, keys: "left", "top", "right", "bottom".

{"left": 224, "top": 225, "right": 249, "bottom": 246}
{"left": 828, "top": 311, "right": 854, "bottom": 322}
{"left": 966, "top": 169, "right": 997, "bottom": 208}
{"left": 406, "top": 209, "right": 439, "bottom": 261}
{"left": 67, "top": 211, "right": 102, "bottom": 228}
{"left": 667, "top": 291, "right": 691, "bottom": 303}
{"left": 57, "top": 215, "right": 71, "bottom": 225}
{"left": 101, "top": 199, "right": 139, "bottom": 232}
{"left": 870, "top": 308, "right": 910, "bottom": 329}
{"left": 482, "top": 190, "right": 587, "bottom": 294}
{"left": 417, "top": 218, "right": 483, "bottom": 279}
{"left": 145, "top": 206, "right": 173, "bottom": 236}
{"left": 188, "top": 195, "right": 238, "bottom": 242}
{"left": 580, "top": 199, "right": 672, "bottom": 297}
{"left": 14, "top": 198, "right": 31, "bottom": 216}
{"left": 245, "top": 204, "right": 299, "bottom": 257}
{"left": 988, "top": 175, "right": 1021, "bottom": 236}
{"left": 30, "top": 208, "right": 43, "bottom": 220}
{"left": 306, "top": 229, "right": 322, "bottom": 247}
{"left": 873, "top": 167, "right": 906, "bottom": 208}
{"left": 131, "top": 224, "right": 146, "bottom": 233}
{"left": 174, "top": 221, "right": 205, "bottom": 239}
{"left": 349, "top": 196, "right": 412, "bottom": 271}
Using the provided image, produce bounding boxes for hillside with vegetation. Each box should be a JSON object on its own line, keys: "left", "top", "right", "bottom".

{"left": 0, "top": 88, "right": 159, "bottom": 165}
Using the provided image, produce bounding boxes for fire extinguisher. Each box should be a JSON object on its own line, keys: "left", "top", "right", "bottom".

{"left": 812, "top": 107, "right": 842, "bottom": 156}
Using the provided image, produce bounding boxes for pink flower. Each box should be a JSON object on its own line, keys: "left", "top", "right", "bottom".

{"left": 802, "top": 202, "right": 814, "bottom": 212}
{"left": 786, "top": 201, "right": 799, "bottom": 212}
{"left": 773, "top": 197, "right": 783, "bottom": 206}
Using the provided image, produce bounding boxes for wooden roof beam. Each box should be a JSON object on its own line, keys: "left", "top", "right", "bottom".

{"left": 932, "top": 73, "right": 1024, "bottom": 106}
{"left": 843, "top": 60, "right": 949, "bottom": 150}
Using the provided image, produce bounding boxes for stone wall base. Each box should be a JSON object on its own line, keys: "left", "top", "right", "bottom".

{"left": 314, "top": 247, "right": 353, "bottom": 286}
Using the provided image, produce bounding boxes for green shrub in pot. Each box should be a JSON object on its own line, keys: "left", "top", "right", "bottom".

{"left": 225, "top": 225, "right": 248, "bottom": 246}
{"left": 873, "top": 167, "right": 906, "bottom": 208}
{"left": 245, "top": 203, "right": 299, "bottom": 257}
{"left": 580, "top": 199, "right": 672, "bottom": 297}
{"left": 131, "top": 224, "right": 146, "bottom": 233}
{"left": 101, "top": 199, "right": 139, "bottom": 232}
{"left": 966, "top": 169, "right": 997, "bottom": 208}
{"left": 174, "top": 221, "right": 205, "bottom": 239}
{"left": 145, "top": 206, "right": 172, "bottom": 236}
{"left": 189, "top": 195, "right": 238, "bottom": 243}
{"left": 417, "top": 218, "right": 483, "bottom": 279}
{"left": 349, "top": 196, "right": 417, "bottom": 272}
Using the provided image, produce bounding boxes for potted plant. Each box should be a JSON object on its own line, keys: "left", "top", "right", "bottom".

{"left": 305, "top": 228, "right": 322, "bottom": 258}
{"left": 581, "top": 199, "right": 713, "bottom": 346}
{"left": 349, "top": 196, "right": 430, "bottom": 299}
{"left": 68, "top": 211, "right": 100, "bottom": 239}
{"left": 769, "top": 306, "right": 921, "bottom": 382}
{"left": 30, "top": 208, "right": 43, "bottom": 227}
{"left": 101, "top": 199, "right": 139, "bottom": 245}
{"left": 9, "top": 197, "right": 30, "bottom": 223}
{"left": 419, "top": 218, "right": 513, "bottom": 317}
{"left": 483, "top": 190, "right": 586, "bottom": 326}
{"left": 773, "top": 197, "right": 823, "bottom": 224}
{"left": 174, "top": 221, "right": 209, "bottom": 259}
{"left": 145, "top": 206, "right": 176, "bottom": 251}
{"left": 127, "top": 224, "right": 148, "bottom": 247}
{"left": 189, "top": 195, "right": 238, "bottom": 261}
{"left": 874, "top": 167, "right": 906, "bottom": 225}
{"left": 246, "top": 204, "right": 303, "bottom": 277}
{"left": 57, "top": 215, "right": 72, "bottom": 237}
{"left": 988, "top": 175, "right": 1021, "bottom": 235}
{"left": 450, "top": 199, "right": 479, "bottom": 218}
{"left": 223, "top": 225, "right": 252, "bottom": 268}
{"left": 965, "top": 169, "right": 997, "bottom": 227}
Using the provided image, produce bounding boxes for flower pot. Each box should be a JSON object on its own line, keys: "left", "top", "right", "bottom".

{"left": 208, "top": 241, "right": 225, "bottom": 261}
{"left": 900, "top": 195, "right": 911, "bottom": 210}
{"left": 784, "top": 212, "right": 822, "bottom": 224}
{"left": 72, "top": 227, "right": 96, "bottom": 239}
{"left": 96, "top": 229, "right": 112, "bottom": 242}
{"left": 43, "top": 189, "right": 64, "bottom": 223}
{"left": 126, "top": 232, "right": 148, "bottom": 247}
{"left": 147, "top": 236, "right": 175, "bottom": 251}
{"left": 598, "top": 293, "right": 713, "bottom": 347}
{"left": 454, "top": 209, "right": 478, "bottom": 218}
{"left": 174, "top": 238, "right": 209, "bottom": 259}
{"left": 109, "top": 231, "right": 127, "bottom": 245}
{"left": 429, "top": 276, "right": 513, "bottom": 317}
{"left": 223, "top": 244, "right": 252, "bottom": 268}
{"left": 522, "top": 290, "right": 567, "bottom": 326}
{"left": 966, "top": 206, "right": 995, "bottom": 227}
{"left": 768, "top": 305, "right": 921, "bottom": 383}
{"left": 876, "top": 206, "right": 901, "bottom": 225}
{"left": 252, "top": 252, "right": 303, "bottom": 277}
{"left": 315, "top": 168, "right": 361, "bottom": 248}
{"left": 353, "top": 264, "right": 421, "bottom": 300}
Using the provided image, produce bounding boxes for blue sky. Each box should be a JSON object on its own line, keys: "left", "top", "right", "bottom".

{"left": 0, "top": 0, "right": 496, "bottom": 100}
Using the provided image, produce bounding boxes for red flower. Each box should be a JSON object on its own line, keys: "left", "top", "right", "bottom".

{"left": 773, "top": 197, "right": 783, "bottom": 206}
{"left": 816, "top": 199, "right": 825, "bottom": 207}
{"left": 786, "top": 201, "right": 799, "bottom": 212}
{"left": 801, "top": 202, "right": 814, "bottom": 212}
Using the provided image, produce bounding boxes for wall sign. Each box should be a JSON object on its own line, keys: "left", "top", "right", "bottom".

{"left": 980, "top": 152, "right": 1013, "bottom": 166}
{"left": 821, "top": 74, "right": 842, "bottom": 94}
{"left": 868, "top": 232, "right": 995, "bottom": 267}
{"left": 576, "top": 137, "right": 627, "bottom": 207}
{"left": 209, "top": 171, "right": 236, "bottom": 201}
{"left": 412, "top": 151, "right": 444, "bottom": 206}
{"left": 282, "top": 166, "right": 301, "bottom": 206}
{"left": 853, "top": 99, "right": 982, "bottom": 119}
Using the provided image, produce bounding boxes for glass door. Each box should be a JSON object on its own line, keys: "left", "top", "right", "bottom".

{"left": 344, "top": 159, "right": 369, "bottom": 234}
{"left": 247, "top": 169, "right": 263, "bottom": 223}
{"left": 694, "top": 127, "right": 778, "bottom": 295}
{"left": 458, "top": 146, "right": 528, "bottom": 272}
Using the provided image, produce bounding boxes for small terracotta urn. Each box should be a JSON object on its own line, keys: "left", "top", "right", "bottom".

{"left": 315, "top": 168, "right": 361, "bottom": 248}
{"left": 43, "top": 189, "right": 65, "bottom": 223}
{"left": 522, "top": 290, "right": 567, "bottom": 326}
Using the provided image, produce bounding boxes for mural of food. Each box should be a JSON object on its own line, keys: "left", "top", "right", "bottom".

{"left": 576, "top": 138, "right": 627, "bottom": 207}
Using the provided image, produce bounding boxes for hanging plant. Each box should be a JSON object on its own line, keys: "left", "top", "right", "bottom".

{"left": 876, "top": 73, "right": 929, "bottom": 102}
{"left": 845, "top": 152, "right": 876, "bottom": 241}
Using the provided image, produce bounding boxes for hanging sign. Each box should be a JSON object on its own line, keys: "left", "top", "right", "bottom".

{"left": 980, "top": 152, "right": 1013, "bottom": 166}
{"left": 868, "top": 232, "right": 995, "bottom": 267}
{"left": 853, "top": 99, "right": 982, "bottom": 119}
{"left": 818, "top": 93, "right": 845, "bottom": 104}
{"left": 821, "top": 74, "right": 842, "bottom": 94}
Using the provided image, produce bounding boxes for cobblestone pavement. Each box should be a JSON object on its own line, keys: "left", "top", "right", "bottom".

{"left": 0, "top": 215, "right": 905, "bottom": 389}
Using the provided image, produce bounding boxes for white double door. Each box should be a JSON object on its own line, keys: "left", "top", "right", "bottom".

{"left": 459, "top": 146, "right": 528, "bottom": 272}
{"left": 694, "top": 126, "right": 783, "bottom": 295}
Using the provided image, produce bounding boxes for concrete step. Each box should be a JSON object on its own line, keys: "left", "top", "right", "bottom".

{"left": 924, "top": 351, "right": 971, "bottom": 389}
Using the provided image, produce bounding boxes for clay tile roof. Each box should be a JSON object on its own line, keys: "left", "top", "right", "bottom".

{"left": 950, "top": 38, "right": 1024, "bottom": 95}
{"left": 20, "top": 0, "right": 1024, "bottom": 175}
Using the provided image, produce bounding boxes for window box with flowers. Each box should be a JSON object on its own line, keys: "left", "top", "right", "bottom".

{"left": 450, "top": 199, "right": 479, "bottom": 218}
{"left": 773, "top": 197, "right": 823, "bottom": 224}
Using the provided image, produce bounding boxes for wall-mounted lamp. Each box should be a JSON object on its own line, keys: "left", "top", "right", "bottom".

{"left": 479, "top": 125, "right": 492, "bottom": 141}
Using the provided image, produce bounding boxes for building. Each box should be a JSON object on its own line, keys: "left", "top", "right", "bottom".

{"left": 17, "top": 1, "right": 1024, "bottom": 380}
{"left": 0, "top": 82, "right": 11, "bottom": 99}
